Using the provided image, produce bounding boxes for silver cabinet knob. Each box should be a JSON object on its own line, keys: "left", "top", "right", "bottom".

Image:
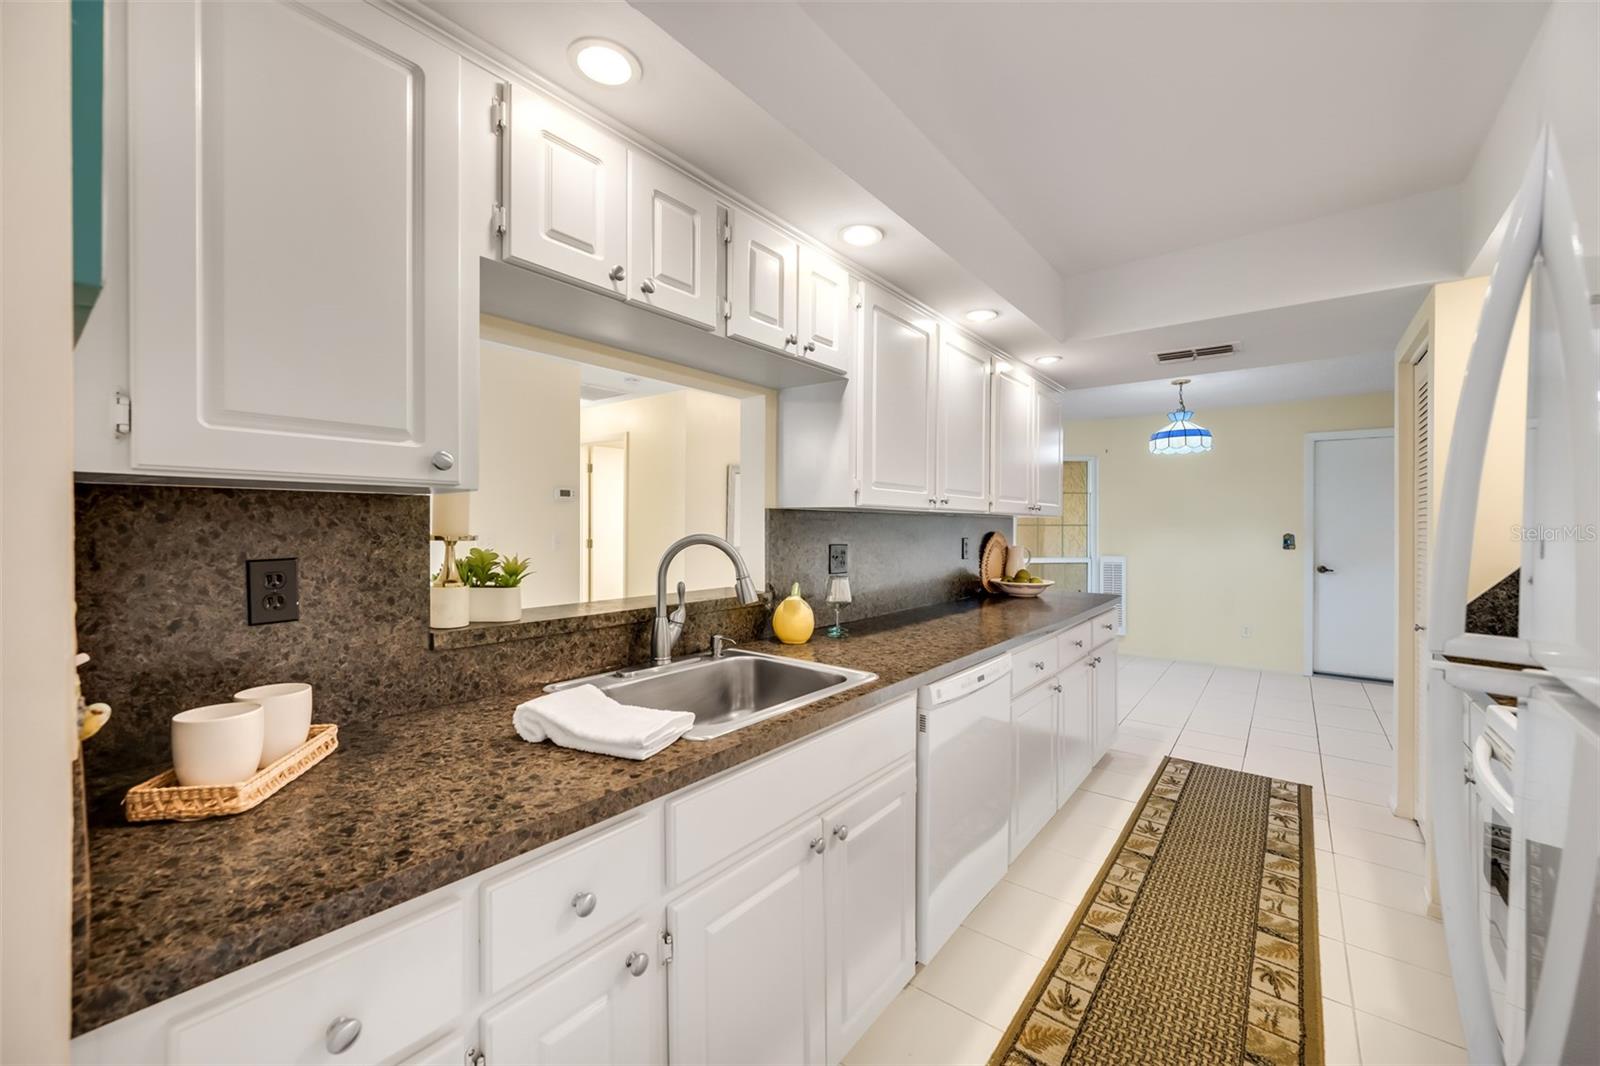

{"left": 939, "top": 498, "right": 950, "bottom": 505}
{"left": 625, "top": 951, "right": 650, "bottom": 977}
{"left": 833, "top": 824, "right": 850, "bottom": 841}
{"left": 430, "top": 450, "right": 455, "bottom": 471}
{"left": 803, "top": 342, "right": 816, "bottom": 353}
{"left": 785, "top": 333, "right": 798, "bottom": 347}
{"left": 1073, "top": 639, "right": 1084, "bottom": 648}
{"left": 572, "top": 891, "right": 597, "bottom": 918}
{"left": 1033, "top": 660, "right": 1046, "bottom": 671}
{"left": 809, "top": 836, "right": 826, "bottom": 855}
{"left": 1316, "top": 564, "right": 1335, "bottom": 574}
{"left": 640, "top": 278, "right": 656, "bottom": 294}
{"left": 1101, "top": 623, "right": 1113, "bottom": 630}
{"left": 1414, "top": 623, "right": 1426, "bottom": 632}
{"left": 1052, "top": 683, "right": 1063, "bottom": 693}
{"left": 609, "top": 265, "right": 625, "bottom": 282}
{"left": 325, "top": 1017, "right": 362, "bottom": 1055}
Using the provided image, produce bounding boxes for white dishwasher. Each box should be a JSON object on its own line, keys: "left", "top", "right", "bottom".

{"left": 916, "top": 652, "right": 1014, "bottom": 962}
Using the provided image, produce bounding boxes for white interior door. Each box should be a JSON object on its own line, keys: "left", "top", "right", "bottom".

{"left": 935, "top": 332, "right": 991, "bottom": 511}
{"left": 584, "top": 441, "right": 627, "bottom": 602}
{"left": 627, "top": 150, "right": 718, "bottom": 329}
{"left": 1312, "top": 432, "right": 1397, "bottom": 679}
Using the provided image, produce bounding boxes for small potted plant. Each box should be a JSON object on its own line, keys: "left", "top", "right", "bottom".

{"left": 459, "top": 548, "right": 529, "bottom": 623}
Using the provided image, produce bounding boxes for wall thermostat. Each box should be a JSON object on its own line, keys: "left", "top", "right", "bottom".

{"left": 1282, "top": 533, "right": 1296, "bottom": 550}
{"left": 554, "top": 487, "right": 576, "bottom": 501}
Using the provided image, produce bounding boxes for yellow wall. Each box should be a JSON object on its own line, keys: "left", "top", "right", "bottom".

{"left": 1066, "top": 392, "right": 1395, "bottom": 672}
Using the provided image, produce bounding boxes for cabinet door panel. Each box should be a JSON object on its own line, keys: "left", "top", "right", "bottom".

{"left": 481, "top": 921, "right": 665, "bottom": 1066}
{"left": 1011, "top": 683, "right": 1058, "bottom": 861}
{"left": 1056, "top": 660, "right": 1094, "bottom": 805}
{"left": 127, "top": 0, "right": 462, "bottom": 485}
{"left": 505, "top": 84, "right": 627, "bottom": 295}
{"left": 627, "top": 151, "right": 718, "bottom": 329}
{"left": 858, "top": 284, "right": 938, "bottom": 508}
{"left": 668, "top": 824, "right": 826, "bottom": 1066}
{"left": 797, "top": 248, "right": 854, "bottom": 374}
{"left": 727, "top": 208, "right": 798, "bottom": 353}
{"left": 1035, "top": 389, "right": 1064, "bottom": 517}
{"left": 1092, "top": 643, "right": 1119, "bottom": 759}
{"left": 991, "top": 364, "right": 1036, "bottom": 514}
{"left": 937, "top": 332, "right": 991, "bottom": 511}
{"left": 824, "top": 765, "right": 916, "bottom": 1060}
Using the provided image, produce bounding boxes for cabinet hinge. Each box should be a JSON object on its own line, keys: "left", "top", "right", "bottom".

{"left": 110, "top": 391, "right": 131, "bottom": 437}
{"left": 490, "top": 96, "right": 507, "bottom": 135}
{"left": 721, "top": 298, "right": 732, "bottom": 321}
{"left": 721, "top": 221, "right": 732, "bottom": 244}
{"left": 586, "top": 538, "right": 593, "bottom": 549}
{"left": 661, "top": 929, "right": 675, "bottom": 965}
{"left": 491, "top": 203, "right": 507, "bottom": 238}
{"left": 465, "top": 1048, "right": 486, "bottom": 1066}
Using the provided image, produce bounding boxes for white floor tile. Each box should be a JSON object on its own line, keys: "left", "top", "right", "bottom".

{"left": 1108, "top": 729, "right": 1171, "bottom": 757}
{"left": 1322, "top": 769, "right": 1393, "bottom": 806}
{"left": 1255, "top": 692, "right": 1315, "bottom": 716}
{"left": 913, "top": 927, "right": 1045, "bottom": 1030}
{"left": 1354, "top": 1010, "right": 1468, "bottom": 1063}
{"left": 1327, "top": 797, "right": 1422, "bottom": 843}
{"left": 1094, "top": 748, "right": 1161, "bottom": 779}
{"left": 1313, "top": 816, "right": 1334, "bottom": 852}
{"left": 1318, "top": 726, "right": 1394, "bottom": 765}
{"left": 962, "top": 880, "right": 1075, "bottom": 961}
{"left": 1321, "top": 938, "right": 1352, "bottom": 1005}
{"left": 1081, "top": 765, "right": 1152, "bottom": 803}
{"left": 1243, "top": 744, "right": 1324, "bottom": 786}
{"left": 1315, "top": 849, "right": 1339, "bottom": 895}
{"left": 844, "top": 986, "right": 1001, "bottom": 1066}
{"left": 1332, "top": 854, "right": 1433, "bottom": 916}
{"left": 1252, "top": 713, "right": 1319, "bottom": 737}
{"left": 1340, "top": 895, "right": 1451, "bottom": 974}
{"left": 1249, "top": 726, "right": 1321, "bottom": 753}
{"left": 1332, "top": 827, "right": 1426, "bottom": 875}
{"left": 1191, "top": 692, "right": 1255, "bottom": 715}
{"left": 1167, "top": 744, "right": 1244, "bottom": 770}
{"left": 1316, "top": 704, "right": 1387, "bottom": 735}
{"left": 1058, "top": 789, "right": 1136, "bottom": 830}
{"left": 1345, "top": 945, "right": 1465, "bottom": 1046}
{"left": 1206, "top": 666, "right": 1261, "bottom": 692}
{"left": 1184, "top": 712, "right": 1252, "bottom": 739}
{"left": 1033, "top": 809, "right": 1124, "bottom": 862}
{"left": 1004, "top": 840, "right": 1099, "bottom": 902}
{"left": 1175, "top": 729, "right": 1247, "bottom": 756}
{"left": 1323, "top": 999, "right": 1362, "bottom": 1065}
{"left": 1312, "top": 677, "right": 1374, "bottom": 709}
{"left": 1319, "top": 887, "right": 1345, "bottom": 940}
{"left": 1321, "top": 754, "right": 1393, "bottom": 785}
{"left": 1128, "top": 701, "right": 1192, "bottom": 728}
{"left": 1362, "top": 683, "right": 1395, "bottom": 713}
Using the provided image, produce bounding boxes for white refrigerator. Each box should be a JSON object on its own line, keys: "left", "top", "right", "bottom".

{"left": 1426, "top": 129, "right": 1599, "bottom": 1065}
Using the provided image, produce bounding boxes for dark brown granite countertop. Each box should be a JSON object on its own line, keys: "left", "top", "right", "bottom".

{"left": 73, "top": 591, "right": 1117, "bottom": 1035}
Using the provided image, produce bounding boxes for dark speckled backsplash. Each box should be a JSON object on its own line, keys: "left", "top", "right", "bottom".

{"left": 74, "top": 485, "right": 766, "bottom": 772}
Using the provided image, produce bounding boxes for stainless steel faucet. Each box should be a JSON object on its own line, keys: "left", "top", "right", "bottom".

{"left": 652, "top": 534, "right": 760, "bottom": 665}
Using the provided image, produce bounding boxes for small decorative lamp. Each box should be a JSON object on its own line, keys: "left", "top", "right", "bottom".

{"left": 1148, "top": 378, "right": 1213, "bottom": 455}
{"left": 824, "top": 574, "right": 852, "bottom": 638}
{"left": 429, "top": 492, "right": 475, "bottom": 629}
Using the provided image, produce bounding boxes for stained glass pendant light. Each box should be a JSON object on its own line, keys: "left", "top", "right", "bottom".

{"left": 1148, "top": 378, "right": 1213, "bottom": 455}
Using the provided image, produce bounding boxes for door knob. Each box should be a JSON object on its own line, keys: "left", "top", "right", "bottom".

{"left": 640, "top": 278, "right": 656, "bottom": 294}
{"left": 430, "top": 450, "right": 455, "bottom": 471}
{"left": 325, "top": 1017, "right": 362, "bottom": 1055}
{"left": 1316, "top": 565, "right": 1334, "bottom": 574}
{"left": 571, "top": 891, "right": 597, "bottom": 917}
{"left": 625, "top": 951, "right": 650, "bottom": 977}
{"left": 608, "top": 265, "right": 625, "bottom": 282}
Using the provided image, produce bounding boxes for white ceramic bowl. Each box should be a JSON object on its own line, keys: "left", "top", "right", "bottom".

{"left": 171, "top": 702, "right": 264, "bottom": 786}
{"left": 233, "top": 682, "right": 314, "bottom": 767}
{"left": 995, "top": 579, "right": 1055, "bottom": 598}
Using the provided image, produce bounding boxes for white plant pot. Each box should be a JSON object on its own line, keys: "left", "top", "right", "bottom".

{"left": 470, "top": 586, "right": 523, "bottom": 624}
{"left": 430, "top": 586, "right": 470, "bottom": 629}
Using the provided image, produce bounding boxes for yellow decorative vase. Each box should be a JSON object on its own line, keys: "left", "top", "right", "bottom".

{"left": 772, "top": 582, "right": 815, "bottom": 645}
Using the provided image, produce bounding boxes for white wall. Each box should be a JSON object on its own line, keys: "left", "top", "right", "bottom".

{"left": 682, "top": 391, "right": 743, "bottom": 591}
{"left": 582, "top": 393, "right": 689, "bottom": 599}
{"left": 1, "top": 0, "right": 76, "bottom": 1057}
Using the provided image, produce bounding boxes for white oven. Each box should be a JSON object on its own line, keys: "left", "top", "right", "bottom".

{"left": 1466, "top": 697, "right": 1522, "bottom": 1061}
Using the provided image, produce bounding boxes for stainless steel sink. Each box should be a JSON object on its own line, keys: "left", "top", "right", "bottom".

{"left": 546, "top": 649, "right": 877, "bottom": 740}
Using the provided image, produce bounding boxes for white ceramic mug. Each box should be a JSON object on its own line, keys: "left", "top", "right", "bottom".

{"left": 233, "top": 682, "right": 314, "bottom": 767}
{"left": 172, "top": 703, "right": 264, "bottom": 786}
{"left": 1005, "top": 545, "right": 1033, "bottom": 578}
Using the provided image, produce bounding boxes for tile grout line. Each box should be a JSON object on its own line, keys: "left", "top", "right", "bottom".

{"left": 1309, "top": 678, "right": 1363, "bottom": 1066}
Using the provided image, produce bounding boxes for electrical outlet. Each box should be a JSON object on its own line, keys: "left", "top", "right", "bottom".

{"left": 246, "top": 558, "right": 300, "bottom": 625}
{"left": 828, "top": 543, "right": 848, "bottom": 575}
{"left": 961, "top": 536, "right": 970, "bottom": 560}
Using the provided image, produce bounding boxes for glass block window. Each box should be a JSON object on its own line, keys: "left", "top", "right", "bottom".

{"left": 1015, "top": 459, "right": 1096, "bottom": 587}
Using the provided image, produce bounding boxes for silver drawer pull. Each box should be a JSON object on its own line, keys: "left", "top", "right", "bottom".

{"left": 572, "top": 891, "right": 597, "bottom": 918}
{"left": 325, "top": 1017, "right": 361, "bottom": 1055}
{"left": 625, "top": 951, "right": 650, "bottom": 977}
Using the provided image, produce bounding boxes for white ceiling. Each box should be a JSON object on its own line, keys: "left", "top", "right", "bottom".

{"left": 801, "top": 1, "right": 1547, "bottom": 276}
{"left": 1058, "top": 351, "right": 1393, "bottom": 421}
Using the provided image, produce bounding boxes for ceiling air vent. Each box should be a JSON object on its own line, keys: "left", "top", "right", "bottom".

{"left": 1153, "top": 343, "right": 1234, "bottom": 364}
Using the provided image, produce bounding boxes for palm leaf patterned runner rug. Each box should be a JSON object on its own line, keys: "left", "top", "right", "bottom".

{"left": 990, "top": 757, "right": 1323, "bottom": 1065}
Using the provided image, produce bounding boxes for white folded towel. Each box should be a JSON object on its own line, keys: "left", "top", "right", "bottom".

{"left": 514, "top": 684, "right": 695, "bottom": 760}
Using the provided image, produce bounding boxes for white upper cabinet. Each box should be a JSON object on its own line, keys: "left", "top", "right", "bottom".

{"left": 626, "top": 151, "right": 719, "bottom": 330}
{"left": 121, "top": 0, "right": 465, "bottom": 487}
{"left": 726, "top": 207, "right": 800, "bottom": 354}
{"left": 992, "top": 362, "right": 1037, "bottom": 515}
{"left": 505, "top": 83, "right": 628, "bottom": 297}
{"left": 858, "top": 284, "right": 939, "bottom": 509}
{"left": 796, "top": 248, "right": 855, "bottom": 373}
{"left": 935, "top": 332, "right": 992, "bottom": 511}
{"left": 1035, "top": 387, "right": 1064, "bottom": 517}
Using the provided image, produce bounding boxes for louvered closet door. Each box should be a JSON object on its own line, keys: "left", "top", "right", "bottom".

{"left": 1412, "top": 349, "right": 1432, "bottom": 825}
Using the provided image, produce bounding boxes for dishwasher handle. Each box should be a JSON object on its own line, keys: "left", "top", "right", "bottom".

{"left": 920, "top": 654, "right": 1013, "bottom": 706}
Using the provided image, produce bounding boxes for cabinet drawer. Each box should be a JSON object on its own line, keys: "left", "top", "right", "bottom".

{"left": 1057, "top": 622, "right": 1092, "bottom": 665}
{"left": 1090, "top": 611, "right": 1118, "bottom": 648}
{"left": 1011, "top": 636, "right": 1059, "bottom": 696}
{"left": 482, "top": 807, "right": 663, "bottom": 994}
{"left": 168, "top": 900, "right": 464, "bottom": 1065}
{"left": 666, "top": 697, "right": 915, "bottom": 886}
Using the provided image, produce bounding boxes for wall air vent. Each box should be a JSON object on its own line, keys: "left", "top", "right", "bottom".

{"left": 1153, "top": 343, "right": 1235, "bottom": 364}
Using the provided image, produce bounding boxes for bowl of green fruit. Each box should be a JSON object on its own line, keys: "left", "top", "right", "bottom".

{"left": 994, "top": 568, "right": 1054, "bottom": 597}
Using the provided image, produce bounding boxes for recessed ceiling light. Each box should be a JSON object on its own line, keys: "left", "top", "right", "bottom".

{"left": 839, "top": 224, "right": 884, "bottom": 247}
{"left": 964, "top": 309, "right": 1000, "bottom": 323}
{"left": 570, "top": 38, "right": 641, "bottom": 86}
{"left": 1034, "top": 355, "right": 1062, "bottom": 366}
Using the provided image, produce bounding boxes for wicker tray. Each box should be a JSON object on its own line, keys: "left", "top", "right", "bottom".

{"left": 124, "top": 724, "right": 339, "bottom": 823}
{"left": 979, "top": 530, "right": 1009, "bottom": 593}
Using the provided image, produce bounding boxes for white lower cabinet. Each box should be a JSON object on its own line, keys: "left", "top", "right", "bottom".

{"left": 1056, "top": 659, "right": 1095, "bottom": 801}
{"left": 479, "top": 921, "right": 666, "bottom": 1066}
{"left": 668, "top": 821, "right": 829, "bottom": 1066}
{"left": 1010, "top": 682, "right": 1058, "bottom": 861}
{"left": 1091, "top": 640, "right": 1119, "bottom": 759}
